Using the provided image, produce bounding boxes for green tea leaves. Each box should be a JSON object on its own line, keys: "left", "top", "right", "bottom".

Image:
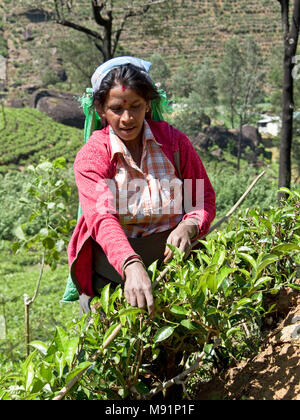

{"left": 153, "top": 326, "right": 176, "bottom": 343}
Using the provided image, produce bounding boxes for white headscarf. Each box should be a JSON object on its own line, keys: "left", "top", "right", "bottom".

{"left": 91, "top": 56, "right": 152, "bottom": 94}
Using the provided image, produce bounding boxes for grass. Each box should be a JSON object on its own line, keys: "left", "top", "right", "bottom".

{"left": 0, "top": 241, "right": 78, "bottom": 376}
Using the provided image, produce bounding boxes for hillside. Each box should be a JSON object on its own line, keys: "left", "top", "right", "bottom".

{"left": 0, "top": 0, "right": 284, "bottom": 102}
{"left": 0, "top": 107, "right": 83, "bottom": 173}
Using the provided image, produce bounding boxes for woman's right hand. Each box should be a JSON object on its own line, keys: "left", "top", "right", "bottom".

{"left": 124, "top": 261, "right": 154, "bottom": 317}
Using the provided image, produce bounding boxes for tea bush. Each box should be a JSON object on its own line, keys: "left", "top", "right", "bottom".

{"left": 1, "top": 188, "right": 298, "bottom": 400}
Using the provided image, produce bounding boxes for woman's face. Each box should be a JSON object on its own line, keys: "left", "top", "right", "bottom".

{"left": 97, "top": 84, "right": 149, "bottom": 145}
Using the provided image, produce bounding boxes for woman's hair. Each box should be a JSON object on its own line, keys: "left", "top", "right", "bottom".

{"left": 93, "top": 63, "right": 160, "bottom": 108}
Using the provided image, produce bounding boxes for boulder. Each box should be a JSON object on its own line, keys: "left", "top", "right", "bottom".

{"left": 203, "top": 125, "right": 236, "bottom": 149}
{"left": 210, "top": 148, "right": 223, "bottom": 159}
{"left": 241, "top": 125, "right": 262, "bottom": 148}
{"left": 230, "top": 125, "right": 263, "bottom": 151}
{"left": 192, "top": 132, "right": 211, "bottom": 149}
{"left": 6, "top": 97, "right": 25, "bottom": 108}
{"left": 23, "top": 27, "right": 34, "bottom": 41}
{"left": 21, "top": 8, "right": 50, "bottom": 23}
{"left": 31, "top": 89, "right": 85, "bottom": 129}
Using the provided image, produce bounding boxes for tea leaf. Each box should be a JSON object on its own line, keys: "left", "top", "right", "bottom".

{"left": 170, "top": 305, "right": 189, "bottom": 315}
{"left": 65, "top": 361, "right": 92, "bottom": 385}
{"left": 101, "top": 283, "right": 110, "bottom": 315}
{"left": 271, "top": 243, "right": 300, "bottom": 254}
{"left": 118, "top": 307, "right": 145, "bottom": 317}
{"left": 29, "top": 341, "right": 48, "bottom": 356}
{"left": 153, "top": 326, "right": 176, "bottom": 343}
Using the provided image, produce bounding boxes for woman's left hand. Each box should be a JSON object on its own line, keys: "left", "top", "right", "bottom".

{"left": 164, "top": 219, "right": 199, "bottom": 263}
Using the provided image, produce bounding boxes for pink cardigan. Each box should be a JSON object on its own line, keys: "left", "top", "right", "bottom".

{"left": 67, "top": 120, "right": 216, "bottom": 297}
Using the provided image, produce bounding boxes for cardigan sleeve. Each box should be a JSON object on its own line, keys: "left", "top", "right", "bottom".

{"left": 175, "top": 128, "right": 216, "bottom": 238}
{"left": 73, "top": 131, "right": 141, "bottom": 278}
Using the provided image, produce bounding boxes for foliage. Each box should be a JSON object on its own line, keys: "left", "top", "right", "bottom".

{"left": 216, "top": 35, "right": 265, "bottom": 129}
{"left": 170, "top": 63, "right": 193, "bottom": 99}
{"left": 0, "top": 260, "right": 77, "bottom": 372}
{"left": 56, "top": 33, "right": 101, "bottom": 93}
{"left": 170, "top": 92, "right": 209, "bottom": 137}
{"left": 192, "top": 57, "right": 218, "bottom": 113}
{"left": 1, "top": 188, "right": 299, "bottom": 400}
{"left": 12, "top": 157, "right": 77, "bottom": 271}
{"left": 149, "top": 52, "right": 171, "bottom": 92}
{"left": 206, "top": 165, "right": 278, "bottom": 218}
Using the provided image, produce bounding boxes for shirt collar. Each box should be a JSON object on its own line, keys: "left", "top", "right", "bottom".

{"left": 109, "top": 120, "right": 162, "bottom": 161}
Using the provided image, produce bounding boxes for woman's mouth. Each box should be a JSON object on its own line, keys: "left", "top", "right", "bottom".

{"left": 120, "top": 126, "right": 135, "bottom": 132}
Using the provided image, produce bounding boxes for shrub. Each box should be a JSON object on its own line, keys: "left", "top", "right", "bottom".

{"left": 1, "top": 188, "right": 298, "bottom": 400}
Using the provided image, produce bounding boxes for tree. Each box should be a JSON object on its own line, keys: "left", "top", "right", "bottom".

{"left": 217, "top": 36, "right": 265, "bottom": 171}
{"left": 171, "top": 64, "right": 193, "bottom": 99}
{"left": 277, "top": 0, "right": 300, "bottom": 201}
{"left": 193, "top": 57, "right": 218, "bottom": 115}
{"left": 50, "top": 0, "right": 170, "bottom": 62}
{"left": 149, "top": 52, "right": 171, "bottom": 91}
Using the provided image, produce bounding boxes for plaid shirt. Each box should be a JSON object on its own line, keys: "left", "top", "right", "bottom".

{"left": 109, "top": 121, "right": 183, "bottom": 238}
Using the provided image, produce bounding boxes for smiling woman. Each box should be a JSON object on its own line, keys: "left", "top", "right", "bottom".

{"left": 66, "top": 56, "right": 216, "bottom": 318}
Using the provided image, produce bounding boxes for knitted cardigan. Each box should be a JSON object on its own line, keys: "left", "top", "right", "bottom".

{"left": 67, "top": 119, "right": 216, "bottom": 297}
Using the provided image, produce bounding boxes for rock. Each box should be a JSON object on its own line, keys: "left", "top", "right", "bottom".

{"left": 55, "top": 68, "right": 67, "bottom": 83}
{"left": 31, "top": 89, "right": 85, "bottom": 129}
{"left": 23, "top": 27, "right": 34, "bottom": 41}
{"left": 204, "top": 126, "right": 236, "bottom": 149}
{"left": 6, "top": 97, "right": 25, "bottom": 108}
{"left": 192, "top": 132, "right": 211, "bottom": 149}
{"left": 273, "top": 323, "right": 300, "bottom": 343}
{"left": 210, "top": 148, "right": 223, "bottom": 159}
{"left": 241, "top": 125, "right": 262, "bottom": 148}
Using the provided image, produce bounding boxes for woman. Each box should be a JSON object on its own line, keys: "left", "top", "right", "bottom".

{"left": 67, "top": 56, "right": 216, "bottom": 317}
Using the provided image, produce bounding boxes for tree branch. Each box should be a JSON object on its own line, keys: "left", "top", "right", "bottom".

{"left": 92, "top": 0, "right": 111, "bottom": 28}
{"left": 56, "top": 18, "right": 103, "bottom": 41}
{"left": 142, "top": 349, "right": 206, "bottom": 399}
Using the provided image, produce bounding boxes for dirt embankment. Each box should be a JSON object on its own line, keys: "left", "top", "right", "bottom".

{"left": 195, "top": 284, "right": 300, "bottom": 400}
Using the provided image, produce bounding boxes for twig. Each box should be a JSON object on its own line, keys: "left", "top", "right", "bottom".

{"left": 200, "top": 170, "right": 266, "bottom": 235}
{"left": 191, "top": 313, "right": 219, "bottom": 335}
{"left": 24, "top": 252, "right": 45, "bottom": 357}
{"left": 142, "top": 350, "right": 206, "bottom": 399}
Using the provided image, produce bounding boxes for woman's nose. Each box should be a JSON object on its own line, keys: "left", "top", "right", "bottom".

{"left": 121, "top": 109, "right": 133, "bottom": 122}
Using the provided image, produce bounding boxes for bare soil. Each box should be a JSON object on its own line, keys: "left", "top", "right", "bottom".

{"left": 195, "top": 284, "right": 300, "bottom": 400}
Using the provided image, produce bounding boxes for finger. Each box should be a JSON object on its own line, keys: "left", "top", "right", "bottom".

{"left": 128, "top": 292, "right": 137, "bottom": 308}
{"left": 178, "top": 239, "right": 191, "bottom": 258}
{"left": 136, "top": 289, "right": 146, "bottom": 309}
{"left": 163, "top": 240, "right": 176, "bottom": 262}
{"left": 144, "top": 288, "right": 155, "bottom": 318}
{"left": 124, "top": 287, "right": 130, "bottom": 302}
{"left": 164, "top": 235, "right": 182, "bottom": 263}
{"left": 163, "top": 247, "right": 172, "bottom": 263}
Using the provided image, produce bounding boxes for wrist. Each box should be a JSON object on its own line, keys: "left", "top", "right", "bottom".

{"left": 179, "top": 218, "right": 199, "bottom": 239}
{"left": 124, "top": 260, "right": 144, "bottom": 272}
{"left": 122, "top": 256, "right": 145, "bottom": 280}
